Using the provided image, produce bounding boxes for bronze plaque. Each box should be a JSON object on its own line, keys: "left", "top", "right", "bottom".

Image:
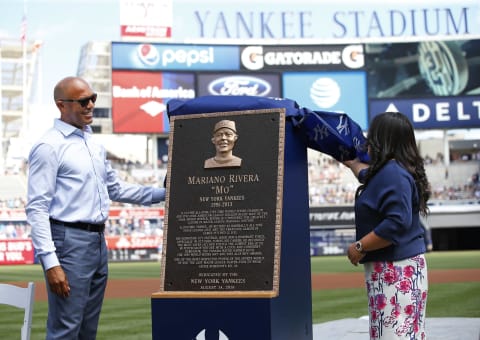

{"left": 158, "top": 108, "right": 285, "bottom": 298}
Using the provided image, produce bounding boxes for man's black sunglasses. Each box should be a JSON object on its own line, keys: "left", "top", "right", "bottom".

{"left": 59, "top": 93, "right": 97, "bottom": 108}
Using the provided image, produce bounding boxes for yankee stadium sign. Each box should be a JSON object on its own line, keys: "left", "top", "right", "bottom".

{"left": 171, "top": 1, "right": 480, "bottom": 42}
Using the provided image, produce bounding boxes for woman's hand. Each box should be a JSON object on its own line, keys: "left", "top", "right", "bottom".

{"left": 342, "top": 158, "right": 369, "bottom": 179}
{"left": 347, "top": 242, "right": 366, "bottom": 266}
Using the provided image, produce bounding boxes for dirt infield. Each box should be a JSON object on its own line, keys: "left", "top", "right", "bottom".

{"left": 32, "top": 269, "right": 480, "bottom": 301}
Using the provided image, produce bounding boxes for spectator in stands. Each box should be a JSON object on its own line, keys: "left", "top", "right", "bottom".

{"left": 25, "top": 76, "right": 165, "bottom": 340}
{"left": 471, "top": 172, "right": 480, "bottom": 199}
{"left": 343, "top": 112, "right": 431, "bottom": 339}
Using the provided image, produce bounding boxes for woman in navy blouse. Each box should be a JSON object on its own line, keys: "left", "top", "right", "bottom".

{"left": 343, "top": 112, "right": 431, "bottom": 340}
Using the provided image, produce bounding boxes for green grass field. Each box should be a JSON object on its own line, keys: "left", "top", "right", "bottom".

{"left": 1, "top": 251, "right": 479, "bottom": 339}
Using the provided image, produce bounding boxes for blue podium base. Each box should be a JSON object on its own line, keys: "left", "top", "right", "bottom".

{"left": 151, "top": 297, "right": 311, "bottom": 340}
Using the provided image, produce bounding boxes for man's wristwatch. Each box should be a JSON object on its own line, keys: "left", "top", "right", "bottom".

{"left": 355, "top": 241, "right": 366, "bottom": 254}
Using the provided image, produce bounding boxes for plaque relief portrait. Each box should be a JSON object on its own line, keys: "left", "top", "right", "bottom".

{"left": 204, "top": 119, "right": 242, "bottom": 169}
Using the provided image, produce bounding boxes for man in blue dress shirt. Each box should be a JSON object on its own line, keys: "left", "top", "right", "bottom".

{"left": 25, "top": 76, "right": 165, "bottom": 339}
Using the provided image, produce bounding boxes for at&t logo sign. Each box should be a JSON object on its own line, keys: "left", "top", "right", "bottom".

{"left": 310, "top": 77, "right": 341, "bottom": 109}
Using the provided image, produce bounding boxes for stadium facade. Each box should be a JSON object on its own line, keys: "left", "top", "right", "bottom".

{"left": 0, "top": 39, "right": 41, "bottom": 172}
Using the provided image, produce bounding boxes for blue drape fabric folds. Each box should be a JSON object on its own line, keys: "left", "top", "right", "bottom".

{"left": 167, "top": 96, "right": 369, "bottom": 163}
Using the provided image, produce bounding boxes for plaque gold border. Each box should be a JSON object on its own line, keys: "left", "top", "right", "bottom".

{"left": 156, "top": 108, "right": 285, "bottom": 298}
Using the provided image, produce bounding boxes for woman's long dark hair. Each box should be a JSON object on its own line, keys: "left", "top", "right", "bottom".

{"left": 356, "top": 112, "right": 431, "bottom": 215}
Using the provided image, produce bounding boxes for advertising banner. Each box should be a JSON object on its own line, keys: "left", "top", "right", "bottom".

{"left": 308, "top": 206, "right": 360, "bottom": 256}
{"left": 369, "top": 96, "right": 480, "bottom": 129}
{"left": 309, "top": 205, "right": 355, "bottom": 228}
{"left": 120, "top": 0, "right": 172, "bottom": 39}
{"left": 240, "top": 44, "right": 365, "bottom": 71}
{"left": 111, "top": 70, "right": 194, "bottom": 133}
{"left": 0, "top": 208, "right": 27, "bottom": 221}
{"left": 196, "top": 73, "right": 281, "bottom": 97}
{"left": 106, "top": 235, "right": 162, "bottom": 250}
{"left": 0, "top": 239, "right": 34, "bottom": 265}
{"left": 109, "top": 207, "right": 165, "bottom": 219}
{"left": 283, "top": 71, "right": 368, "bottom": 128}
{"left": 111, "top": 42, "right": 240, "bottom": 71}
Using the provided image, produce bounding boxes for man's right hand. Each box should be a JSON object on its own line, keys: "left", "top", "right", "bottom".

{"left": 46, "top": 265, "right": 70, "bottom": 298}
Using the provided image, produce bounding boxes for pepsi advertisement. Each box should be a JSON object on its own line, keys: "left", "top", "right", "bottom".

{"left": 196, "top": 73, "right": 281, "bottom": 97}
{"left": 112, "top": 42, "right": 241, "bottom": 71}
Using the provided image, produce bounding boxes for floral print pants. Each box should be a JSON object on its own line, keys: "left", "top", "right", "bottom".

{"left": 364, "top": 255, "right": 428, "bottom": 339}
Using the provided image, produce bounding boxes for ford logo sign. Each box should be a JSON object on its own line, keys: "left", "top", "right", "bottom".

{"left": 208, "top": 76, "right": 271, "bottom": 96}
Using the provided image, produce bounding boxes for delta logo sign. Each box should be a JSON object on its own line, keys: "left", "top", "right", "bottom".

{"left": 369, "top": 96, "right": 480, "bottom": 129}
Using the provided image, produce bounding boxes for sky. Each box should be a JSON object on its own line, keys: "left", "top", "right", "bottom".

{"left": 0, "top": 0, "right": 120, "bottom": 104}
